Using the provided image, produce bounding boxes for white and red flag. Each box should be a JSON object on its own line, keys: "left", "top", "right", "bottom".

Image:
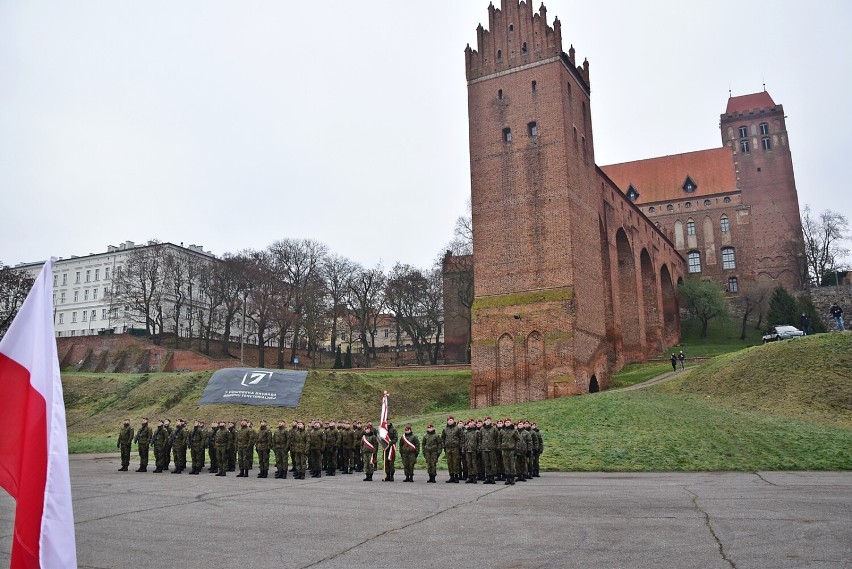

{"left": 377, "top": 390, "right": 391, "bottom": 450}
{"left": 0, "top": 258, "right": 77, "bottom": 568}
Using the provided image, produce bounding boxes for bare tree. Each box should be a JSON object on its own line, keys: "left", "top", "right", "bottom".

{"left": 215, "top": 254, "right": 251, "bottom": 357}
{"left": 440, "top": 207, "right": 474, "bottom": 362}
{"left": 346, "top": 264, "right": 386, "bottom": 368}
{"left": 163, "top": 249, "right": 188, "bottom": 348}
{"left": 734, "top": 281, "right": 772, "bottom": 339}
{"left": 386, "top": 264, "right": 443, "bottom": 365}
{"left": 801, "top": 205, "right": 850, "bottom": 286}
{"left": 112, "top": 242, "right": 166, "bottom": 341}
{"left": 0, "top": 263, "right": 35, "bottom": 340}
{"left": 322, "top": 254, "right": 356, "bottom": 353}
{"left": 244, "top": 249, "right": 278, "bottom": 368}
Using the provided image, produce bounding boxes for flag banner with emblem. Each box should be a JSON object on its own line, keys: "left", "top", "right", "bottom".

{"left": 377, "top": 391, "right": 390, "bottom": 450}
{"left": 198, "top": 368, "right": 308, "bottom": 407}
{"left": 0, "top": 258, "right": 78, "bottom": 568}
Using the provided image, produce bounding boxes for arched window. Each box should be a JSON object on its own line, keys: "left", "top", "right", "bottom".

{"left": 727, "top": 276, "right": 739, "bottom": 293}
{"left": 686, "top": 219, "right": 696, "bottom": 236}
{"left": 502, "top": 127, "right": 512, "bottom": 143}
{"left": 740, "top": 140, "right": 750, "bottom": 154}
{"left": 667, "top": 204, "right": 674, "bottom": 211}
{"left": 704, "top": 199, "right": 711, "bottom": 206}
{"left": 723, "top": 196, "right": 731, "bottom": 204}
{"left": 687, "top": 251, "right": 702, "bottom": 273}
{"left": 498, "top": 89, "right": 503, "bottom": 100}
{"left": 722, "top": 247, "right": 736, "bottom": 269}
{"left": 648, "top": 206, "right": 656, "bottom": 213}
{"left": 522, "top": 42, "right": 528, "bottom": 53}
{"left": 720, "top": 215, "right": 730, "bottom": 233}
{"left": 497, "top": 49, "right": 502, "bottom": 60}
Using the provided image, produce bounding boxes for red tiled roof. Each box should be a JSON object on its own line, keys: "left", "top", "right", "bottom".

{"left": 600, "top": 147, "right": 737, "bottom": 204}
{"left": 725, "top": 91, "right": 776, "bottom": 114}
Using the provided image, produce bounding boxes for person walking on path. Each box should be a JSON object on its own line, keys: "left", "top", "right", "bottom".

{"left": 670, "top": 353, "right": 678, "bottom": 372}
{"left": 678, "top": 350, "right": 686, "bottom": 370}
{"left": 830, "top": 302, "right": 844, "bottom": 331}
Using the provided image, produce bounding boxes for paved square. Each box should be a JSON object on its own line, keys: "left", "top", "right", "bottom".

{"left": 1, "top": 455, "right": 850, "bottom": 568}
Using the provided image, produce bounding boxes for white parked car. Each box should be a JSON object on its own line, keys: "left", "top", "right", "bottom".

{"left": 762, "top": 325, "right": 805, "bottom": 343}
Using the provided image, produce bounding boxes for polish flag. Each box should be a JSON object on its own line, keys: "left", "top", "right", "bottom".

{"left": 0, "top": 258, "right": 77, "bottom": 568}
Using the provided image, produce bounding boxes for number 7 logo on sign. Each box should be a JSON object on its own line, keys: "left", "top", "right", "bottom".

{"left": 241, "top": 371, "right": 272, "bottom": 387}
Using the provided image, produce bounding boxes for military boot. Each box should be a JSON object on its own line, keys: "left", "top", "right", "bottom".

{"left": 363, "top": 473, "right": 371, "bottom": 481}
{"left": 485, "top": 475, "right": 495, "bottom": 485}
{"left": 118, "top": 466, "right": 127, "bottom": 471}
{"left": 257, "top": 469, "right": 264, "bottom": 478}
{"left": 215, "top": 471, "right": 226, "bottom": 477}
{"left": 136, "top": 466, "right": 147, "bottom": 472}
{"left": 327, "top": 469, "right": 335, "bottom": 476}
{"left": 504, "top": 476, "right": 512, "bottom": 485}
{"left": 428, "top": 474, "right": 435, "bottom": 483}
{"left": 517, "top": 474, "right": 526, "bottom": 482}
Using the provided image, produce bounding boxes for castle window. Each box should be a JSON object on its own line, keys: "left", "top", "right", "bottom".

{"left": 760, "top": 122, "right": 769, "bottom": 135}
{"left": 687, "top": 251, "right": 702, "bottom": 273}
{"left": 686, "top": 219, "right": 696, "bottom": 236}
{"left": 497, "top": 49, "right": 502, "bottom": 60}
{"left": 682, "top": 175, "right": 697, "bottom": 193}
{"left": 723, "top": 196, "right": 731, "bottom": 204}
{"left": 522, "top": 42, "right": 528, "bottom": 53}
{"left": 720, "top": 215, "right": 730, "bottom": 233}
{"left": 498, "top": 89, "right": 503, "bottom": 100}
{"left": 685, "top": 202, "right": 692, "bottom": 209}
{"left": 509, "top": 24, "right": 514, "bottom": 31}
{"left": 667, "top": 204, "right": 674, "bottom": 211}
{"left": 648, "top": 206, "right": 656, "bottom": 213}
{"left": 528, "top": 122, "right": 538, "bottom": 136}
{"left": 502, "top": 127, "right": 512, "bottom": 143}
{"left": 722, "top": 247, "right": 736, "bottom": 269}
{"left": 704, "top": 199, "right": 711, "bottom": 206}
{"left": 567, "top": 82, "right": 572, "bottom": 100}
{"left": 531, "top": 80, "right": 537, "bottom": 92}
{"left": 738, "top": 126, "right": 748, "bottom": 138}
{"left": 740, "top": 140, "right": 750, "bottom": 154}
{"left": 627, "top": 184, "right": 639, "bottom": 202}
{"left": 762, "top": 137, "right": 771, "bottom": 151}
{"left": 727, "top": 276, "right": 739, "bottom": 293}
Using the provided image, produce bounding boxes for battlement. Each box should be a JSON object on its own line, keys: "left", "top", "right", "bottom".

{"left": 465, "top": 1, "right": 588, "bottom": 86}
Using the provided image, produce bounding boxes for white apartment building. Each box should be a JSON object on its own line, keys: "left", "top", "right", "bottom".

{"left": 14, "top": 240, "right": 215, "bottom": 338}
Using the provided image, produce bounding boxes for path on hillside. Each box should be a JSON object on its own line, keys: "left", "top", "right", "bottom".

{"left": 613, "top": 366, "right": 695, "bottom": 392}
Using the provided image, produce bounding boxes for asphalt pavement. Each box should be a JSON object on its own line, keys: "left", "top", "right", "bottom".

{"left": 1, "top": 454, "right": 850, "bottom": 569}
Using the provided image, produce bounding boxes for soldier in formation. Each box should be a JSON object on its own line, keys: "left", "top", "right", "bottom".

{"left": 273, "top": 420, "right": 289, "bottom": 479}
{"left": 133, "top": 417, "right": 151, "bottom": 472}
{"left": 188, "top": 420, "right": 206, "bottom": 475}
{"left": 360, "top": 422, "right": 379, "bottom": 481}
{"left": 170, "top": 419, "right": 188, "bottom": 474}
{"left": 117, "top": 418, "right": 134, "bottom": 471}
{"left": 399, "top": 424, "right": 419, "bottom": 482}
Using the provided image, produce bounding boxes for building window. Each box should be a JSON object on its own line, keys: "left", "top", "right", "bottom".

{"left": 738, "top": 126, "right": 748, "bottom": 138}
{"left": 667, "top": 204, "right": 674, "bottom": 211}
{"left": 502, "top": 127, "right": 512, "bottom": 142}
{"left": 95, "top": 268, "right": 100, "bottom": 280}
{"left": 53, "top": 274, "right": 57, "bottom": 287}
{"left": 720, "top": 215, "right": 730, "bottom": 233}
{"left": 103, "top": 287, "right": 108, "bottom": 298}
{"left": 648, "top": 206, "right": 656, "bottom": 213}
{"left": 93, "top": 288, "right": 98, "bottom": 300}
{"left": 82, "top": 311, "right": 87, "bottom": 322}
{"left": 685, "top": 202, "right": 692, "bottom": 209}
{"left": 531, "top": 81, "right": 537, "bottom": 92}
{"left": 740, "top": 140, "right": 750, "bottom": 154}
{"left": 85, "top": 270, "right": 91, "bottom": 282}
{"left": 508, "top": 24, "right": 513, "bottom": 31}
{"left": 384, "top": 329, "right": 389, "bottom": 339}
{"left": 497, "top": 49, "right": 502, "bottom": 60}
{"left": 567, "top": 82, "right": 572, "bottom": 100}
{"left": 60, "top": 291, "right": 66, "bottom": 304}
{"left": 59, "top": 313, "right": 64, "bottom": 324}
{"left": 627, "top": 184, "right": 639, "bottom": 202}
{"left": 71, "top": 312, "right": 77, "bottom": 323}
{"left": 84, "top": 289, "right": 89, "bottom": 301}
{"left": 682, "top": 176, "right": 697, "bottom": 193}
{"left": 90, "top": 310, "right": 96, "bottom": 322}
{"left": 105, "top": 267, "right": 110, "bottom": 280}
{"left": 522, "top": 42, "right": 528, "bottom": 53}
{"left": 75, "top": 272, "right": 80, "bottom": 284}
{"left": 723, "top": 196, "right": 731, "bottom": 204}
{"left": 687, "top": 251, "right": 702, "bottom": 273}
{"left": 686, "top": 219, "right": 696, "bottom": 236}
{"left": 762, "top": 137, "right": 771, "bottom": 150}
{"left": 759, "top": 122, "right": 769, "bottom": 135}
{"left": 102, "top": 309, "right": 107, "bottom": 320}
{"left": 704, "top": 199, "right": 711, "bottom": 206}
{"left": 528, "top": 121, "right": 538, "bottom": 136}
{"left": 62, "top": 273, "right": 67, "bottom": 285}
{"left": 74, "top": 291, "right": 79, "bottom": 302}
{"left": 722, "top": 247, "right": 736, "bottom": 269}
{"left": 727, "top": 277, "right": 739, "bottom": 293}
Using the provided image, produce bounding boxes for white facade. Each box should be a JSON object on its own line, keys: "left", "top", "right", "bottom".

{"left": 14, "top": 240, "right": 214, "bottom": 338}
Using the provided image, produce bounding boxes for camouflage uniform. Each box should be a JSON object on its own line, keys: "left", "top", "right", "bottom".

{"left": 421, "top": 426, "right": 442, "bottom": 483}
{"left": 188, "top": 423, "right": 206, "bottom": 474}
{"left": 306, "top": 423, "right": 325, "bottom": 478}
{"left": 289, "top": 423, "right": 307, "bottom": 479}
{"left": 206, "top": 424, "right": 218, "bottom": 473}
{"left": 324, "top": 423, "right": 340, "bottom": 476}
{"left": 273, "top": 423, "right": 289, "bottom": 478}
{"left": 360, "top": 426, "right": 379, "bottom": 481}
{"left": 133, "top": 420, "right": 150, "bottom": 472}
{"left": 399, "top": 428, "right": 419, "bottom": 482}
{"left": 226, "top": 424, "right": 237, "bottom": 471}
{"left": 441, "top": 418, "right": 463, "bottom": 483}
{"left": 236, "top": 423, "right": 251, "bottom": 477}
{"left": 478, "top": 420, "right": 499, "bottom": 484}
{"left": 214, "top": 423, "right": 229, "bottom": 476}
{"left": 117, "top": 421, "right": 134, "bottom": 471}
{"left": 515, "top": 423, "right": 530, "bottom": 482}
{"left": 383, "top": 423, "right": 398, "bottom": 482}
{"left": 162, "top": 421, "right": 173, "bottom": 472}
{"left": 339, "top": 423, "right": 355, "bottom": 474}
{"left": 151, "top": 423, "right": 168, "bottom": 473}
{"left": 247, "top": 424, "right": 258, "bottom": 471}
{"left": 462, "top": 422, "right": 480, "bottom": 483}
{"left": 352, "top": 422, "right": 365, "bottom": 472}
{"left": 170, "top": 422, "right": 189, "bottom": 474}
{"left": 255, "top": 423, "right": 272, "bottom": 478}
{"left": 288, "top": 421, "right": 298, "bottom": 472}
{"left": 500, "top": 422, "right": 519, "bottom": 484}
{"left": 532, "top": 425, "right": 543, "bottom": 477}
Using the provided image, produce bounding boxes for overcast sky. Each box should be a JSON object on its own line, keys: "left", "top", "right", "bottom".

{"left": 1, "top": 1, "right": 849, "bottom": 270}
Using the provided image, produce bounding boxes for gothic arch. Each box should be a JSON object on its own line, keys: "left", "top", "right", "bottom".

{"left": 615, "top": 228, "right": 641, "bottom": 355}
{"left": 660, "top": 264, "right": 678, "bottom": 342}
{"left": 640, "top": 248, "right": 660, "bottom": 351}
{"left": 526, "top": 331, "right": 546, "bottom": 402}
{"left": 497, "top": 333, "right": 516, "bottom": 404}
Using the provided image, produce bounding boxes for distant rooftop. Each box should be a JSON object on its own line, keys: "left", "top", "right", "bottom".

{"left": 725, "top": 91, "right": 776, "bottom": 114}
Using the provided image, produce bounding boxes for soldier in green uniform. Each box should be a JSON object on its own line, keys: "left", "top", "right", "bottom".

{"left": 247, "top": 421, "right": 258, "bottom": 473}
{"left": 500, "top": 418, "right": 519, "bottom": 485}
{"left": 133, "top": 417, "right": 150, "bottom": 472}
{"left": 463, "top": 420, "right": 480, "bottom": 484}
{"left": 306, "top": 420, "right": 325, "bottom": 478}
{"left": 255, "top": 420, "right": 272, "bottom": 478}
{"left": 421, "top": 424, "right": 442, "bottom": 483}
{"left": 151, "top": 419, "right": 168, "bottom": 473}
{"left": 214, "top": 421, "right": 229, "bottom": 476}
{"left": 360, "top": 422, "right": 379, "bottom": 481}
{"left": 475, "top": 419, "right": 485, "bottom": 481}
{"left": 324, "top": 420, "right": 339, "bottom": 476}
{"left": 162, "top": 419, "right": 173, "bottom": 473}
{"left": 117, "top": 418, "right": 134, "bottom": 471}
{"left": 170, "top": 419, "right": 189, "bottom": 474}
{"left": 479, "top": 417, "right": 498, "bottom": 484}
{"left": 188, "top": 420, "right": 206, "bottom": 475}
{"left": 494, "top": 419, "right": 505, "bottom": 481}
{"left": 515, "top": 419, "right": 530, "bottom": 482}
{"left": 531, "top": 422, "right": 543, "bottom": 477}
{"left": 382, "top": 422, "right": 398, "bottom": 482}
{"left": 226, "top": 421, "right": 237, "bottom": 472}
{"left": 290, "top": 421, "right": 307, "bottom": 479}
{"left": 288, "top": 420, "right": 298, "bottom": 473}
{"left": 273, "top": 420, "right": 289, "bottom": 479}
{"left": 399, "top": 425, "right": 419, "bottom": 482}
{"left": 441, "top": 416, "right": 463, "bottom": 483}
{"left": 352, "top": 421, "right": 365, "bottom": 472}
{"left": 206, "top": 421, "right": 218, "bottom": 473}
{"left": 235, "top": 419, "right": 251, "bottom": 477}
{"left": 339, "top": 420, "right": 355, "bottom": 474}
